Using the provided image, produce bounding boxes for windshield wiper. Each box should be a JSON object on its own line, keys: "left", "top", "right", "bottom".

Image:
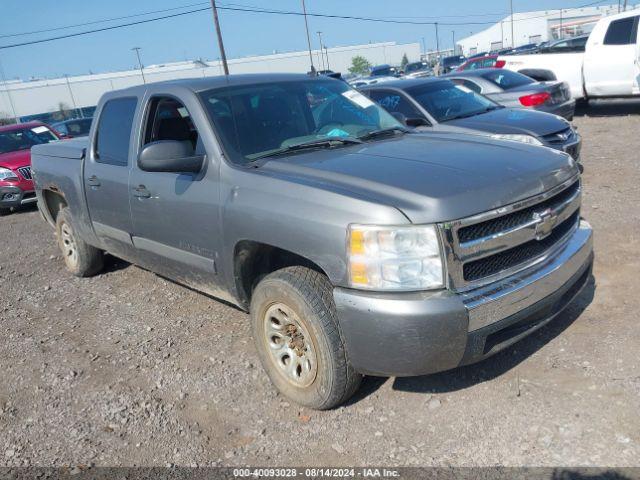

{"left": 446, "top": 105, "right": 504, "bottom": 121}
{"left": 358, "top": 126, "right": 409, "bottom": 141}
{"left": 247, "top": 137, "right": 363, "bottom": 163}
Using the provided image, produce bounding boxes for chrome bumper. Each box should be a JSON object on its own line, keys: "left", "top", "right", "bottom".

{"left": 462, "top": 219, "right": 593, "bottom": 332}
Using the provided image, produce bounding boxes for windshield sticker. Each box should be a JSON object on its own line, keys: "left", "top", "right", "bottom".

{"left": 342, "top": 90, "right": 375, "bottom": 109}
{"left": 326, "top": 128, "right": 350, "bottom": 137}
{"left": 31, "top": 126, "right": 50, "bottom": 134}
{"left": 455, "top": 85, "right": 473, "bottom": 94}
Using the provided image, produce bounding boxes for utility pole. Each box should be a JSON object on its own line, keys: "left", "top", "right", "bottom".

{"left": 623, "top": 0, "right": 628, "bottom": 11}
{"left": 435, "top": 22, "right": 440, "bottom": 57}
{"left": 210, "top": 0, "right": 229, "bottom": 75}
{"left": 509, "top": 0, "right": 515, "bottom": 48}
{"left": 131, "top": 47, "right": 146, "bottom": 84}
{"left": 501, "top": 21, "right": 504, "bottom": 48}
{"left": 421, "top": 37, "right": 426, "bottom": 57}
{"left": 559, "top": 9, "right": 563, "bottom": 40}
{"left": 452, "top": 31, "right": 456, "bottom": 54}
{"left": 0, "top": 56, "right": 18, "bottom": 124}
{"left": 301, "top": 0, "right": 316, "bottom": 74}
{"left": 64, "top": 75, "right": 82, "bottom": 118}
{"left": 316, "top": 31, "right": 326, "bottom": 71}
{"left": 324, "top": 46, "right": 330, "bottom": 70}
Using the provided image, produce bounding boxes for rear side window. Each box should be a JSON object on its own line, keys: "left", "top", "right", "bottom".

{"left": 95, "top": 97, "right": 137, "bottom": 166}
{"left": 604, "top": 16, "right": 639, "bottom": 45}
{"left": 481, "top": 70, "right": 534, "bottom": 90}
{"left": 451, "top": 79, "right": 482, "bottom": 94}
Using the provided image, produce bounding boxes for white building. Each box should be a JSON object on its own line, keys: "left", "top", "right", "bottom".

{"left": 457, "top": 4, "right": 637, "bottom": 56}
{"left": 0, "top": 41, "right": 420, "bottom": 123}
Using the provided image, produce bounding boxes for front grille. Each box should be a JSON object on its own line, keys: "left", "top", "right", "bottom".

{"left": 17, "top": 166, "right": 32, "bottom": 180}
{"left": 463, "top": 211, "right": 579, "bottom": 282}
{"left": 541, "top": 128, "right": 572, "bottom": 145}
{"left": 458, "top": 180, "right": 579, "bottom": 244}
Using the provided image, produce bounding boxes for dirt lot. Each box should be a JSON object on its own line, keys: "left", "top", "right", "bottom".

{"left": 1, "top": 100, "right": 639, "bottom": 468}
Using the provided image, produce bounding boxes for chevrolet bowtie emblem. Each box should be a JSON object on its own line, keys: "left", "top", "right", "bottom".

{"left": 533, "top": 209, "right": 558, "bottom": 240}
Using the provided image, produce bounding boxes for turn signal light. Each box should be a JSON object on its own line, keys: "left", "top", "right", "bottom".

{"left": 519, "top": 92, "right": 551, "bottom": 107}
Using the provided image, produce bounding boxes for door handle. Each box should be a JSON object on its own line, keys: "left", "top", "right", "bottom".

{"left": 87, "top": 175, "right": 101, "bottom": 187}
{"left": 132, "top": 185, "right": 151, "bottom": 199}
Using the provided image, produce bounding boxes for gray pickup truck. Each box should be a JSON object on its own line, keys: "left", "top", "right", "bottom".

{"left": 32, "top": 73, "right": 593, "bottom": 409}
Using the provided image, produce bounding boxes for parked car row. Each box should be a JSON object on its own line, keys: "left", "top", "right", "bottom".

{"left": 0, "top": 117, "right": 92, "bottom": 215}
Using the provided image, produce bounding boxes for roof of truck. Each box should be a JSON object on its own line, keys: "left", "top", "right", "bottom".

{"left": 0, "top": 121, "right": 48, "bottom": 133}
{"left": 115, "top": 73, "right": 326, "bottom": 94}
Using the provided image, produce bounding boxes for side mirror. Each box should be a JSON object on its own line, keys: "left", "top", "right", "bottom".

{"left": 138, "top": 140, "right": 204, "bottom": 174}
{"left": 405, "top": 117, "right": 430, "bottom": 127}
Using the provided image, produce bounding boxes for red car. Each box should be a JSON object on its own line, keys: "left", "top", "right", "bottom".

{"left": 0, "top": 122, "right": 62, "bottom": 215}
{"left": 456, "top": 54, "right": 505, "bottom": 72}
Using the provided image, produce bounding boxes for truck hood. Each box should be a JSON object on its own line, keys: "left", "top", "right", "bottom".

{"left": 261, "top": 132, "right": 578, "bottom": 224}
{"left": 0, "top": 149, "right": 31, "bottom": 169}
{"left": 442, "top": 107, "right": 568, "bottom": 138}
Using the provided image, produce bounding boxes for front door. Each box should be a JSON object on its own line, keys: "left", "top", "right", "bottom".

{"left": 128, "top": 94, "right": 224, "bottom": 296}
{"left": 84, "top": 96, "right": 138, "bottom": 260}
{"left": 584, "top": 15, "right": 639, "bottom": 96}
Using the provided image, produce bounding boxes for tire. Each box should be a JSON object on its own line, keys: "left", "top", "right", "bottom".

{"left": 0, "top": 208, "right": 10, "bottom": 216}
{"left": 55, "top": 207, "right": 104, "bottom": 277}
{"left": 250, "top": 266, "right": 362, "bottom": 410}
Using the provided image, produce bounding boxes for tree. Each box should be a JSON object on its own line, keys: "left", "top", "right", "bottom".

{"left": 400, "top": 53, "right": 409, "bottom": 70}
{"left": 51, "top": 102, "right": 73, "bottom": 121}
{"left": 0, "top": 112, "right": 15, "bottom": 126}
{"left": 348, "top": 55, "right": 372, "bottom": 76}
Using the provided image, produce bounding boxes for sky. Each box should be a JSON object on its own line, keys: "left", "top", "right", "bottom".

{"left": 0, "top": 0, "right": 617, "bottom": 80}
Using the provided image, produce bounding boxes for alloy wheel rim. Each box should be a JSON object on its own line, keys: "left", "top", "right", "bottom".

{"left": 263, "top": 302, "right": 317, "bottom": 388}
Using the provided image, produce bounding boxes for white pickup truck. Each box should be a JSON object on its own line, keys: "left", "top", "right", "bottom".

{"left": 498, "top": 9, "right": 640, "bottom": 100}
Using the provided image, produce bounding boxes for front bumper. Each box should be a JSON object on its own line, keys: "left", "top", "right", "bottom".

{"left": 334, "top": 220, "right": 593, "bottom": 377}
{"left": 0, "top": 185, "right": 37, "bottom": 208}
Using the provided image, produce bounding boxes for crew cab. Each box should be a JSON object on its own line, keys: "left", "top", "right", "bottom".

{"left": 498, "top": 10, "right": 640, "bottom": 100}
{"left": 32, "top": 74, "right": 593, "bottom": 409}
{"left": 0, "top": 121, "right": 61, "bottom": 215}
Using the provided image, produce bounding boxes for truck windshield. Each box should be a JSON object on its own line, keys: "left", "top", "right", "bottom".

{"left": 199, "top": 79, "right": 403, "bottom": 165}
{"left": 0, "top": 126, "right": 58, "bottom": 154}
{"left": 406, "top": 80, "right": 500, "bottom": 123}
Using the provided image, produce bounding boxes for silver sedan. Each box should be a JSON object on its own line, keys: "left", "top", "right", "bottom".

{"left": 443, "top": 68, "right": 576, "bottom": 120}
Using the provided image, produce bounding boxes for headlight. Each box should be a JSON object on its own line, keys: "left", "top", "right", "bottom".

{"left": 0, "top": 167, "right": 19, "bottom": 181}
{"left": 347, "top": 224, "right": 444, "bottom": 291}
{"left": 490, "top": 134, "right": 543, "bottom": 146}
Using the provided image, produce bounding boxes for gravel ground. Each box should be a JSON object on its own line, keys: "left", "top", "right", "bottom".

{"left": 1, "top": 100, "right": 639, "bottom": 468}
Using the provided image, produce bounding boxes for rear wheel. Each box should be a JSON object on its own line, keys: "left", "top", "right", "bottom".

{"left": 0, "top": 208, "right": 10, "bottom": 216}
{"left": 56, "top": 207, "right": 104, "bottom": 277}
{"left": 250, "top": 266, "right": 362, "bottom": 410}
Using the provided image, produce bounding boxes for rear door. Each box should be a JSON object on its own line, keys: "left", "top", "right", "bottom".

{"left": 584, "top": 14, "right": 639, "bottom": 96}
{"left": 84, "top": 96, "right": 138, "bottom": 259}
{"left": 128, "top": 92, "right": 224, "bottom": 295}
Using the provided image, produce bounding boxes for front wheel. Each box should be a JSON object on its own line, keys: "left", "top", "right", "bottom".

{"left": 250, "top": 267, "right": 362, "bottom": 410}
{"left": 0, "top": 207, "right": 10, "bottom": 216}
{"left": 56, "top": 207, "right": 104, "bottom": 277}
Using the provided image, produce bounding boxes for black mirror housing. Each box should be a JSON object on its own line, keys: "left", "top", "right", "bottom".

{"left": 405, "top": 117, "right": 430, "bottom": 127}
{"left": 138, "top": 140, "right": 204, "bottom": 174}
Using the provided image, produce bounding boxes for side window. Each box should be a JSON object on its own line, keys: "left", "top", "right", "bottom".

{"left": 368, "top": 90, "right": 423, "bottom": 118}
{"left": 95, "top": 97, "right": 137, "bottom": 166}
{"left": 468, "top": 59, "right": 480, "bottom": 70}
{"left": 451, "top": 79, "right": 482, "bottom": 94}
{"left": 604, "top": 16, "right": 639, "bottom": 45}
{"left": 143, "top": 96, "right": 200, "bottom": 154}
{"left": 482, "top": 58, "right": 496, "bottom": 68}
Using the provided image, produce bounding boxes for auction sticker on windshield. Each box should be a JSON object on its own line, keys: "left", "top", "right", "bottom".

{"left": 31, "top": 126, "right": 50, "bottom": 134}
{"left": 342, "top": 90, "right": 375, "bottom": 109}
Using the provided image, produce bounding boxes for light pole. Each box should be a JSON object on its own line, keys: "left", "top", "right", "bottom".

{"left": 316, "top": 31, "right": 326, "bottom": 71}
{"left": 301, "top": 0, "right": 316, "bottom": 74}
{"left": 435, "top": 22, "right": 440, "bottom": 56}
{"left": 64, "top": 75, "right": 82, "bottom": 118}
{"left": 0, "top": 55, "right": 18, "bottom": 124}
{"left": 131, "top": 47, "right": 146, "bottom": 84}
{"left": 509, "top": 0, "right": 515, "bottom": 48}
{"left": 210, "top": 0, "right": 229, "bottom": 75}
{"left": 324, "top": 46, "right": 330, "bottom": 70}
{"left": 452, "top": 31, "right": 456, "bottom": 54}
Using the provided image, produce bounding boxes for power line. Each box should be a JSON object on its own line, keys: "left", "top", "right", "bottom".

{"left": 0, "top": 2, "right": 210, "bottom": 39}
{"left": 0, "top": 0, "right": 617, "bottom": 51}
